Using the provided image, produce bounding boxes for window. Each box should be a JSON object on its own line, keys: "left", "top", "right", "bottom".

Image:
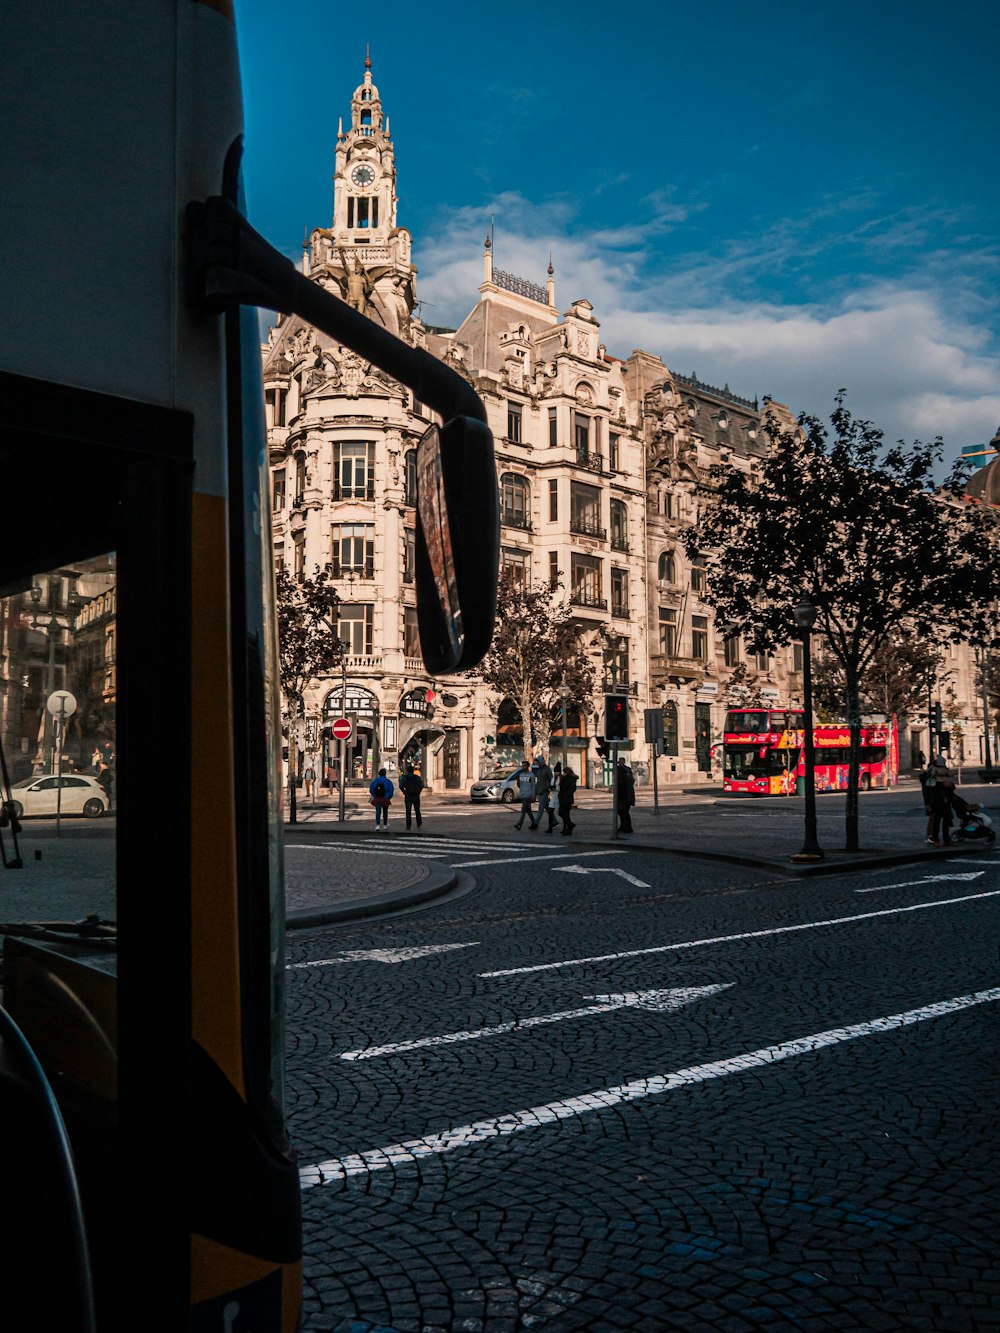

{"left": 658, "top": 607, "right": 677, "bottom": 656}
{"left": 265, "top": 386, "right": 286, "bottom": 428}
{"left": 549, "top": 552, "right": 559, "bottom": 586}
{"left": 792, "top": 641, "right": 803, "bottom": 673}
{"left": 501, "top": 473, "right": 530, "bottom": 529}
{"left": 548, "top": 407, "right": 558, "bottom": 447}
{"left": 335, "top": 441, "right": 374, "bottom": 500}
{"left": 657, "top": 551, "right": 675, "bottom": 583}
{"left": 610, "top": 498, "right": 628, "bottom": 551}
{"left": 662, "top": 700, "right": 679, "bottom": 756}
{"left": 611, "top": 568, "right": 628, "bottom": 617}
{"left": 404, "top": 449, "right": 417, "bottom": 506}
{"left": 608, "top": 432, "right": 620, "bottom": 472}
{"left": 332, "top": 523, "right": 375, "bottom": 578}
{"left": 338, "top": 603, "right": 373, "bottom": 656}
{"left": 404, "top": 606, "right": 420, "bottom": 657}
{"left": 272, "top": 469, "right": 286, "bottom": 511}
{"left": 756, "top": 652, "right": 770, "bottom": 672}
{"left": 403, "top": 528, "right": 416, "bottom": 583}
{"left": 294, "top": 453, "right": 306, "bottom": 503}
{"left": 692, "top": 614, "right": 709, "bottom": 660}
{"left": 570, "top": 482, "right": 603, "bottom": 538}
{"left": 574, "top": 412, "right": 590, "bottom": 455}
{"left": 548, "top": 478, "right": 558, "bottom": 522}
{"left": 570, "top": 554, "right": 603, "bottom": 607}
{"left": 501, "top": 548, "right": 529, "bottom": 589}
{"left": 724, "top": 635, "right": 741, "bottom": 667}
{"left": 507, "top": 402, "right": 522, "bottom": 443}
{"left": 663, "top": 491, "right": 673, "bottom": 519}
{"left": 690, "top": 553, "right": 707, "bottom": 594}
{"left": 293, "top": 537, "right": 305, "bottom": 579}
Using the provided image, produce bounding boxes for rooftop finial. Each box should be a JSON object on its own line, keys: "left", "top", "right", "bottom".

{"left": 484, "top": 233, "right": 492, "bottom": 251}
{"left": 364, "top": 43, "right": 371, "bottom": 70}
{"left": 548, "top": 252, "right": 554, "bottom": 276}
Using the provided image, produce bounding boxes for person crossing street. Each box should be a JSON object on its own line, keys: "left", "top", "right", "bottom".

{"left": 513, "top": 759, "right": 538, "bottom": 830}
{"left": 399, "top": 763, "right": 424, "bottom": 832}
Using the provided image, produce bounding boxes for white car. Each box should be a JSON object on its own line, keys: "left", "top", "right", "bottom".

{"left": 469, "top": 767, "right": 522, "bottom": 803}
{"left": 7, "top": 774, "right": 110, "bottom": 820}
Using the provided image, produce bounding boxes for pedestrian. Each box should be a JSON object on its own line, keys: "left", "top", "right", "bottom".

{"left": 533, "top": 753, "right": 556, "bottom": 833}
{"left": 924, "top": 754, "right": 951, "bottom": 845}
{"left": 557, "top": 766, "right": 578, "bottom": 835}
{"left": 399, "top": 762, "right": 424, "bottom": 831}
{"left": 616, "top": 758, "right": 635, "bottom": 833}
{"left": 513, "top": 759, "right": 538, "bottom": 830}
{"left": 304, "top": 765, "right": 315, "bottom": 798}
{"left": 369, "top": 767, "right": 394, "bottom": 831}
{"left": 96, "top": 761, "right": 114, "bottom": 809}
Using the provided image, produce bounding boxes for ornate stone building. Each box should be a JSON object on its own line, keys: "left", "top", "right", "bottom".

{"left": 265, "top": 59, "right": 998, "bottom": 791}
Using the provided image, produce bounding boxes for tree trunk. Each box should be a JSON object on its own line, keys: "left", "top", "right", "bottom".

{"left": 844, "top": 670, "right": 861, "bottom": 851}
{"left": 520, "top": 699, "right": 534, "bottom": 762}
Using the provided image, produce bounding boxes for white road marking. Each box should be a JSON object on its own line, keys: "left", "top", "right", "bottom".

{"left": 555, "top": 865, "right": 651, "bottom": 888}
{"left": 338, "top": 985, "right": 732, "bottom": 1060}
{"left": 856, "top": 871, "right": 985, "bottom": 893}
{"left": 947, "top": 858, "right": 999, "bottom": 865}
{"left": 301, "top": 987, "right": 1000, "bottom": 1187}
{"left": 286, "top": 844, "right": 449, "bottom": 861}
{"left": 289, "top": 942, "right": 479, "bottom": 970}
{"left": 456, "top": 849, "right": 626, "bottom": 868}
{"left": 478, "top": 889, "right": 1000, "bottom": 978}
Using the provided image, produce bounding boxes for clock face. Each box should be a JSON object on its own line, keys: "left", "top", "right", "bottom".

{"left": 351, "top": 163, "right": 376, "bottom": 188}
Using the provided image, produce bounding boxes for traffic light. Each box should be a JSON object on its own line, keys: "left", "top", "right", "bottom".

{"left": 932, "top": 702, "right": 943, "bottom": 734}
{"left": 604, "top": 693, "right": 629, "bottom": 742}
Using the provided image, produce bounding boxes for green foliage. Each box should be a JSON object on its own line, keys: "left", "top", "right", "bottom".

{"left": 811, "top": 633, "right": 943, "bottom": 723}
{"left": 276, "top": 565, "right": 343, "bottom": 718}
{"left": 474, "top": 572, "right": 597, "bottom": 760}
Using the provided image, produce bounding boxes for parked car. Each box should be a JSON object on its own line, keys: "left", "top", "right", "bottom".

{"left": 469, "top": 767, "right": 522, "bottom": 803}
{"left": 6, "top": 774, "right": 109, "bottom": 819}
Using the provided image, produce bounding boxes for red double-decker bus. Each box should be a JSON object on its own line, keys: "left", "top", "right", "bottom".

{"left": 722, "top": 708, "right": 899, "bottom": 795}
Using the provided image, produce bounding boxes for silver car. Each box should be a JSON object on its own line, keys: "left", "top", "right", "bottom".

{"left": 469, "top": 767, "right": 521, "bottom": 803}
{"left": 7, "top": 773, "right": 110, "bottom": 819}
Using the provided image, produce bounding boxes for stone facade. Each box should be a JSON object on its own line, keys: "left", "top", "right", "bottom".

{"left": 265, "top": 60, "right": 1000, "bottom": 792}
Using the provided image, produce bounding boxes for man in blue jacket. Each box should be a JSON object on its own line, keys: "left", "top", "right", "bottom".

{"left": 369, "top": 767, "right": 395, "bottom": 830}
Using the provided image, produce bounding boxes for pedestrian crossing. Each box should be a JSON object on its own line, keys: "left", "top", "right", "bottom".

{"left": 285, "top": 832, "right": 616, "bottom": 869}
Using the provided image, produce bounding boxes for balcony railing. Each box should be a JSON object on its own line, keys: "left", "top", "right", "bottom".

{"left": 611, "top": 603, "right": 630, "bottom": 619}
{"left": 570, "top": 516, "right": 607, "bottom": 540}
{"left": 610, "top": 534, "right": 629, "bottom": 553}
{"left": 332, "top": 561, "right": 375, "bottom": 580}
{"left": 570, "top": 590, "right": 607, "bottom": 611}
{"left": 333, "top": 484, "right": 376, "bottom": 502}
{"left": 501, "top": 509, "right": 532, "bottom": 531}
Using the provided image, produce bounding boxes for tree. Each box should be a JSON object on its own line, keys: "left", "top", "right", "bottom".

{"left": 473, "top": 573, "right": 596, "bottom": 764}
{"left": 719, "top": 660, "right": 767, "bottom": 709}
{"left": 276, "top": 565, "right": 343, "bottom": 822}
{"left": 685, "top": 393, "right": 999, "bottom": 851}
{"left": 811, "top": 632, "right": 943, "bottom": 725}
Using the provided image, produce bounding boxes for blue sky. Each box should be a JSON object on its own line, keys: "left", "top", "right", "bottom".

{"left": 237, "top": 0, "right": 999, "bottom": 462}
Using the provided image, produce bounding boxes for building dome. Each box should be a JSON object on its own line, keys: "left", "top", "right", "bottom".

{"left": 964, "top": 425, "right": 1000, "bottom": 506}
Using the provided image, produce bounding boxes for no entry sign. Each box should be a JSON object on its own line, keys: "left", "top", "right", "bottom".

{"left": 330, "top": 717, "right": 353, "bottom": 742}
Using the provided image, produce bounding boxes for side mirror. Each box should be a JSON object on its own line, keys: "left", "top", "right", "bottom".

{"left": 415, "top": 416, "right": 500, "bottom": 674}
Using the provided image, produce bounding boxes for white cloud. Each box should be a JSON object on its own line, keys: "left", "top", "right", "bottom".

{"left": 416, "top": 194, "right": 1000, "bottom": 454}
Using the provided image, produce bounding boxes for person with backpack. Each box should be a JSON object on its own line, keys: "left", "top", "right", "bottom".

{"left": 924, "top": 755, "right": 952, "bottom": 845}
{"left": 557, "top": 766, "right": 578, "bottom": 835}
{"left": 398, "top": 763, "right": 424, "bottom": 831}
{"left": 369, "top": 767, "right": 395, "bottom": 831}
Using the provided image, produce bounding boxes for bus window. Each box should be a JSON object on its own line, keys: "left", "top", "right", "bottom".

{"left": 724, "top": 710, "right": 769, "bottom": 734}
{"left": 723, "top": 745, "right": 769, "bottom": 779}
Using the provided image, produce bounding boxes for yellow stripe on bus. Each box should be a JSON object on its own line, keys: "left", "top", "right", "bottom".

{"left": 191, "top": 491, "right": 244, "bottom": 1097}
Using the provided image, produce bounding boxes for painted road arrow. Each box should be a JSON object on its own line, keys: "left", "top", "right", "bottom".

{"left": 555, "top": 864, "right": 651, "bottom": 888}
{"left": 857, "top": 871, "right": 984, "bottom": 894}
{"left": 338, "top": 985, "right": 733, "bottom": 1061}
{"left": 290, "top": 942, "right": 479, "bottom": 970}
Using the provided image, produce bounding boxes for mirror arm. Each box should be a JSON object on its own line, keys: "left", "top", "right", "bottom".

{"left": 185, "top": 196, "right": 486, "bottom": 426}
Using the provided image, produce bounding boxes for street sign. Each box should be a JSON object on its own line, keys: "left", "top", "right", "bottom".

{"left": 643, "top": 707, "right": 663, "bottom": 744}
{"left": 47, "top": 690, "right": 77, "bottom": 717}
{"left": 330, "top": 717, "right": 354, "bottom": 742}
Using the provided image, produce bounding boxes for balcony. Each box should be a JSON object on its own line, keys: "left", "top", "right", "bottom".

{"left": 570, "top": 516, "right": 607, "bottom": 541}
{"left": 501, "top": 509, "right": 532, "bottom": 531}
{"left": 332, "top": 561, "right": 375, "bottom": 581}
{"left": 650, "top": 653, "right": 704, "bottom": 684}
{"left": 610, "top": 536, "right": 629, "bottom": 554}
{"left": 611, "top": 603, "right": 630, "bottom": 620}
{"left": 570, "top": 590, "right": 607, "bottom": 612}
{"left": 574, "top": 451, "right": 603, "bottom": 474}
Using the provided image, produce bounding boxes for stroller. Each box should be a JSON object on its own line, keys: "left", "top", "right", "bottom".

{"left": 951, "top": 796, "right": 996, "bottom": 846}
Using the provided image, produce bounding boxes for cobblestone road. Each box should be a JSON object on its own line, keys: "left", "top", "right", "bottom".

{"left": 284, "top": 827, "right": 1000, "bottom": 1331}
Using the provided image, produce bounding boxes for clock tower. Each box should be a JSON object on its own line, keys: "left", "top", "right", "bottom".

{"left": 305, "top": 53, "right": 415, "bottom": 337}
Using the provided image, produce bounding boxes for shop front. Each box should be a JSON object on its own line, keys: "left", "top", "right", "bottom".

{"left": 322, "top": 684, "right": 380, "bottom": 787}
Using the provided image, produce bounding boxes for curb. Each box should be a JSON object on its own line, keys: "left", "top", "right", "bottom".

{"left": 286, "top": 862, "right": 460, "bottom": 930}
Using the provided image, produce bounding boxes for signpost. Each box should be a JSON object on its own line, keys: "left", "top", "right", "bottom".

{"left": 46, "top": 689, "right": 77, "bottom": 834}
{"left": 644, "top": 707, "right": 663, "bottom": 816}
{"left": 330, "top": 716, "right": 354, "bottom": 823}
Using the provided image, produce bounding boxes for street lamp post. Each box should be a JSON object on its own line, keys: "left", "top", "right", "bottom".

{"left": 559, "top": 683, "right": 570, "bottom": 778}
{"left": 791, "top": 596, "right": 824, "bottom": 862}
{"left": 602, "top": 631, "right": 623, "bottom": 842}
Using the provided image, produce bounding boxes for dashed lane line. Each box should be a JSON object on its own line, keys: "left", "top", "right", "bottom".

{"left": 300, "top": 986, "right": 1000, "bottom": 1187}
{"left": 477, "top": 889, "right": 1000, "bottom": 978}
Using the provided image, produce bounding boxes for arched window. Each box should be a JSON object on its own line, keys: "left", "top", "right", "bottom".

{"left": 657, "top": 551, "right": 675, "bottom": 583}
{"left": 662, "top": 700, "right": 679, "bottom": 756}
{"left": 501, "top": 473, "right": 530, "bottom": 529}
{"left": 496, "top": 698, "right": 524, "bottom": 754}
